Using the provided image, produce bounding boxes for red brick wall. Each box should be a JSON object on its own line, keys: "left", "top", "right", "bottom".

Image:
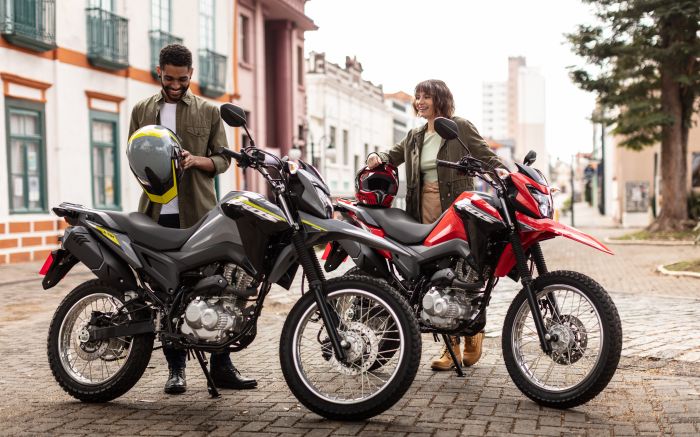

{"left": 0, "top": 218, "right": 64, "bottom": 264}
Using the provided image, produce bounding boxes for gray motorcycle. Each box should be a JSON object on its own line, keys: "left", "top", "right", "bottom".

{"left": 42, "top": 104, "right": 421, "bottom": 421}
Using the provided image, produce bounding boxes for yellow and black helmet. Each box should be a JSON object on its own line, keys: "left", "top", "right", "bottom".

{"left": 126, "top": 125, "right": 183, "bottom": 204}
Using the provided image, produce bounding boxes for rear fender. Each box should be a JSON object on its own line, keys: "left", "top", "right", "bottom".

{"left": 41, "top": 249, "right": 79, "bottom": 290}
{"left": 59, "top": 226, "right": 138, "bottom": 290}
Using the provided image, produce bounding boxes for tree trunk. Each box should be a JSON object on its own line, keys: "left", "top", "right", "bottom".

{"left": 648, "top": 68, "right": 689, "bottom": 232}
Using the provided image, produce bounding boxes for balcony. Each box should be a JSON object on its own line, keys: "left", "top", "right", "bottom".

{"left": 86, "top": 7, "right": 128, "bottom": 70}
{"left": 198, "top": 49, "right": 227, "bottom": 98}
{"left": 149, "top": 30, "right": 183, "bottom": 79}
{"left": 0, "top": 0, "right": 56, "bottom": 52}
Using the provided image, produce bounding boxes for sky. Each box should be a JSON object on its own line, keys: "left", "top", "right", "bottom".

{"left": 304, "top": 0, "right": 600, "bottom": 162}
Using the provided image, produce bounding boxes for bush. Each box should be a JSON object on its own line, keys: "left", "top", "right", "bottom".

{"left": 688, "top": 192, "right": 700, "bottom": 220}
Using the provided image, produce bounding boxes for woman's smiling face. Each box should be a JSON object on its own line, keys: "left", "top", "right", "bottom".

{"left": 415, "top": 91, "right": 435, "bottom": 119}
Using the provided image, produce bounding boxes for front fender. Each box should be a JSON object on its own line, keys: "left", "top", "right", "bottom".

{"left": 494, "top": 214, "right": 613, "bottom": 278}
{"left": 517, "top": 213, "right": 613, "bottom": 254}
{"left": 298, "top": 212, "right": 411, "bottom": 257}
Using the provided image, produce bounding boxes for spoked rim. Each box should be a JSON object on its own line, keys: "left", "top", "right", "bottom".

{"left": 58, "top": 293, "right": 134, "bottom": 385}
{"left": 511, "top": 285, "right": 603, "bottom": 392}
{"left": 292, "top": 289, "right": 405, "bottom": 404}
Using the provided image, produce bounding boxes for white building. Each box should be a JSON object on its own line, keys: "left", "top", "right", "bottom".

{"left": 0, "top": 0, "right": 315, "bottom": 264}
{"left": 482, "top": 56, "right": 547, "bottom": 176}
{"left": 481, "top": 81, "right": 508, "bottom": 141}
{"left": 305, "top": 52, "right": 393, "bottom": 197}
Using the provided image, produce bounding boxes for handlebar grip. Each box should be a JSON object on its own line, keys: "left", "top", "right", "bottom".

{"left": 436, "top": 159, "right": 462, "bottom": 170}
{"left": 222, "top": 148, "right": 243, "bottom": 161}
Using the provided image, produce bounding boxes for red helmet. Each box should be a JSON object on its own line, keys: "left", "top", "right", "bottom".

{"left": 355, "top": 163, "right": 399, "bottom": 207}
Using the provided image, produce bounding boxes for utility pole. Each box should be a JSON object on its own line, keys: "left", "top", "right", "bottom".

{"left": 599, "top": 107, "right": 606, "bottom": 215}
{"left": 571, "top": 154, "right": 576, "bottom": 227}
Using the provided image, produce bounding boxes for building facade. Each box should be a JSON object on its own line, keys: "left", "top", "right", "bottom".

{"left": 305, "top": 52, "right": 393, "bottom": 197}
{"left": 0, "top": 0, "right": 315, "bottom": 264}
{"left": 482, "top": 56, "right": 547, "bottom": 175}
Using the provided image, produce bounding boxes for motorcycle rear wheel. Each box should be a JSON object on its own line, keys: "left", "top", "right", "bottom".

{"left": 47, "top": 279, "right": 154, "bottom": 402}
{"left": 502, "top": 270, "right": 622, "bottom": 409}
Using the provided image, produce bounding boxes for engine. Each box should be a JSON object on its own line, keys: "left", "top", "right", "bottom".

{"left": 180, "top": 263, "right": 256, "bottom": 343}
{"left": 420, "top": 287, "right": 479, "bottom": 330}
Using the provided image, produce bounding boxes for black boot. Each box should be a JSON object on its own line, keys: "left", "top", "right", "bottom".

{"left": 164, "top": 367, "right": 187, "bottom": 394}
{"left": 211, "top": 362, "right": 257, "bottom": 390}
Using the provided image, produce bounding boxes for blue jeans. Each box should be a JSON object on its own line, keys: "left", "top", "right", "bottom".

{"left": 158, "top": 213, "right": 232, "bottom": 370}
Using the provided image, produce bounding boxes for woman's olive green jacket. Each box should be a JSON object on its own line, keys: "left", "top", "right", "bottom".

{"left": 377, "top": 116, "right": 503, "bottom": 222}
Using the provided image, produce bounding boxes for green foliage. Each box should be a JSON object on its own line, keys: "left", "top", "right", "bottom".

{"left": 567, "top": 0, "right": 700, "bottom": 150}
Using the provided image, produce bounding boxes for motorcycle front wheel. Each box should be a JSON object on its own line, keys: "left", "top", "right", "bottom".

{"left": 502, "top": 270, "right": 622, "bottom": 409}
{"left": 279, "top": 275, "right": 421, "bottom": 420}
{"left": 47, "top": 279, "right": 154, "bottom": 402}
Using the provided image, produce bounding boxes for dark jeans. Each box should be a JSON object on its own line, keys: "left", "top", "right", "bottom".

{"left": 158, "top": 213, "right": 231, "bottom": 370}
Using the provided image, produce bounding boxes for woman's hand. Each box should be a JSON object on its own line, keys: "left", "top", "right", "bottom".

{"left": 366, "top": 153, "right": 382, "bottom": 169}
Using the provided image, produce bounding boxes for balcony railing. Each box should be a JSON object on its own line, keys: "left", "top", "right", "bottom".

{"left": 198, "top": 49, "right": 227, "bottom": 98}
{"left": 0, "top": 0, "right": 56, "bottom": 52}
{"left": 86, "top": 7, "right": 128, "bottom": 70}
{"left": 149, "top": 30, "right": 183, "bottom": 79}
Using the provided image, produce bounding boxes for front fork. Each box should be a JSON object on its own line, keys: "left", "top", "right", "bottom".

{"left": 291, "top": 231, "right": 348, "bottom": 362}
{"left": 510, "top": 234, "right": 553, "bottom": 354}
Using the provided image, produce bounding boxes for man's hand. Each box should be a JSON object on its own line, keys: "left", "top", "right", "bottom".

{"left": 366, "top": 153, "right": 382, "bottom": 169}
{"left": 181, "top": 150, "right": 214, "bottom": 172}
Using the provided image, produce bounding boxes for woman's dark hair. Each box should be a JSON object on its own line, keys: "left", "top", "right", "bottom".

{"left": 159, "top": 44, "right": 192, "bottom": 69}
{"left": 413, "top": 79, "right": 455, "bottom": 118}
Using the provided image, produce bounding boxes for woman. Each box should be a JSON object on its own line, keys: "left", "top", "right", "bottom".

{"left": 366, "top": 79, "right": 503, "bottom": 371}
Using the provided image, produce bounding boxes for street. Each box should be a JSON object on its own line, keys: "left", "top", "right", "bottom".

{"left": 0, "top": 217, "right": 699, "bottom": 436}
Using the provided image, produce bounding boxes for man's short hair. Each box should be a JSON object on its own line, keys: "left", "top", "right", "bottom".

{"left": 159, "top": 44, "right": 192, "bottom": 69}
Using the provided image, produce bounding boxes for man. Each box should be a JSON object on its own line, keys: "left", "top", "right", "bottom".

{"left": 128, "top": 44, "right": 257, "bottom": 394}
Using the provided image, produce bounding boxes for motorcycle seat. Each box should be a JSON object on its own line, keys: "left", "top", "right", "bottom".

{"left": 358, "top": 207, "right": 447, "bottom": 245}
{"left": 104, "top": 211, "right": 204, "bottom": 251}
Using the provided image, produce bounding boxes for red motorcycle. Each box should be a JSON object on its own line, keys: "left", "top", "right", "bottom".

{"left": 324, "top": 117, "right": 622, "bottom": 408}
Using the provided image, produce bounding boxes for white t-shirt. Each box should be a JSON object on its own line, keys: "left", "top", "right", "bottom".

{"left": 159, "top": 102, "right": 179, "bottom": 215}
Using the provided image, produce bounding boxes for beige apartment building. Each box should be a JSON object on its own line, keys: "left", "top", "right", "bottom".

{"left": 610, "top": 120, "right": 700, "bottom": 227}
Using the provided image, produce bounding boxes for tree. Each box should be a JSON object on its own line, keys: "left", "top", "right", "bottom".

{"left": 567, "top": 0, "right": 700, "bottom": 231}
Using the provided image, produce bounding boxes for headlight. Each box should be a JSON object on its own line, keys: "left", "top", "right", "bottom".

{"left": 528, "top": 186, "right": 553, "bottom": 218}
{"left": 316, "top": 186, "right": 334, "bottom": 219}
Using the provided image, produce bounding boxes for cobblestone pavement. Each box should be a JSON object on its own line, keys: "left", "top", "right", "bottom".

{"left": 0, "top": 223, "right": 699, "bottom": 436}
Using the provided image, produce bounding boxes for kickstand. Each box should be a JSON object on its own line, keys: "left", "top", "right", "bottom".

{"left": 441, "top": 334, "right": 465, "bottom": 377}
{"left": 193, "top": 349, "right": 221, "bottom": 398}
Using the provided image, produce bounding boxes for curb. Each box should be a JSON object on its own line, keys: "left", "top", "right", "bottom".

{"left": 657, "top": 264, "right": 700, "bottom": 279}
{"left": 605, "top": 237, "right": 696, "bottom": 246}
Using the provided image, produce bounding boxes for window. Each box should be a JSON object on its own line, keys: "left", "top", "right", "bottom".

{"left": 90, "top": 111, "right": 120, "bottom": 209}
{"left": 89, "top": 0, "right": 113, "bottom": 11}
{"left": 342, "top": 129, "right": 349, "bottom": 165}
{"left": 239, "top": 14, "right": 250, "bottom": 64}
{"left": 151, "top": 0, "right": 171, "bottom": 32}
{"left": 692, "top": 152, "right": 700, "bottom": 188}
{"left": 354, "top": 154, "right": 359, "bottom": 175}
{"left": 7, "top": 100, "right": 47, "bottom": 213}
{"left": 199, "top": 0, "right": 214, "bottom": 49}
{"left": 329, "top": 126, "right": 336, "bottom": 148}
{"left": 297, "top": 46, "right": 303, "bottom": 86}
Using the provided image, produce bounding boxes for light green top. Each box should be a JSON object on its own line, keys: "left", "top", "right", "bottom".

{"left": 420, "top": 131, "right": 442, "bottom": 182}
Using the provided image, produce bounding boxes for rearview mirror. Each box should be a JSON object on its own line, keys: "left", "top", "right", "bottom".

{"left": 434, "top": 117, "right": 459, "bottom": 140}
{"left": 523, "top": 150, "right": 537, "bottom": 166}
{"left": 220, "top": 103, "right": 247, "bottom": 128}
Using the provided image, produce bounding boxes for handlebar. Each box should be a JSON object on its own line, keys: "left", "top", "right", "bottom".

{"left": 222, "top": 148, "right": 243, "bottom": 161}
{"left": 435, "top": 159, "right": 464, "bottom": 171}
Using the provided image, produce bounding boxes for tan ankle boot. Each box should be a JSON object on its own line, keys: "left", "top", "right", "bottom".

{"left": 430, "top": 336, "right": 461, "bottom": 371}
{"left": 462, "top": 331, "right": 484, "bottom": 367}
